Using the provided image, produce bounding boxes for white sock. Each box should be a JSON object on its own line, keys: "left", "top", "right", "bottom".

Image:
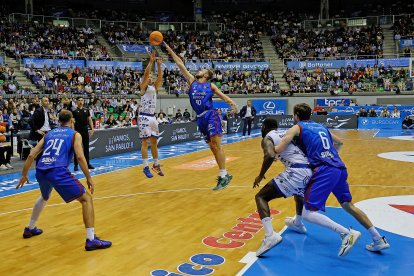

{"left": 143, "top": 159, "right": 149, "bottom": 167}
{"left": 262, "top": 217, "right": 274, "bottom": 237}
{"left": 86, "top": 227, "right": 95, "bottom": 241}
{"left": 368, "top": 226, "right": 381, "bottom": 241}
{"left": 219, "top": 169, "right": 227, "bottom": 178}
{"left": 153, "top": 159, "right": 159, "bottom": 166}
{"left": 28, "top": 196, "right": 47, "bottom": 229}
{"left": 294, "top": 215, "right": 303, "bottom": 226}
{"left": 303, "top": 209, "right": 349, "bottom": 235}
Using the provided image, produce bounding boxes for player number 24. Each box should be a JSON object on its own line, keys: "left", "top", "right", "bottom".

{"left": 43, "top": 139, "right": 65, "bottom": 156}
{"left": 318, "top": 131, "right": 331, "bottom": 150}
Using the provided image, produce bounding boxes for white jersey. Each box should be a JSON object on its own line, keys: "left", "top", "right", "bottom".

{"left": 266, "top": 130, "right": 309, "bottom": 167}
{"left": 140, "top": 85, "right": 157, "bottom": 114}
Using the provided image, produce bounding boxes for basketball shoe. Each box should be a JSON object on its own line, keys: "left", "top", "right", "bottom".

{"left": 285, "top": 217, "right": 307, "bottom": 234}
{"left": 256, "top": 231, "right": 283, "bottom": 257}
{"left": 85, "top": 237, "right": 112, "bottom": 251}
{"left": 213, "top": 174, "right": 233, "bottom": 191}
{"left": 152, "top": 164, "right": 164, "bottom": 176}
{"left": 366, "top": 236, "right": 390, "bottom": 252}
{"left": 23, "top": 227, "right": 43, "bottom": 238}
{"left": 338, "top": 228, "right": 361, "bottom": 257}
{"left": 143, "top": 166, "right": 153, "bottom": 178}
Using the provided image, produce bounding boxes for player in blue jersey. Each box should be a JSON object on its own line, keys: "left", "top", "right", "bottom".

{"left": 274, "top": 103, "right": 390, "bottom": 256}
{"left": 16, "top": 110, "right": 111, "bottom": 251}
{"left": 164, "top": 42, "right": 237, "bottom": 190}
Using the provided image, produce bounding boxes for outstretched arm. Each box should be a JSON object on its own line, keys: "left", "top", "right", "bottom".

{"left": 154, "top": 57, "right": 163, "bottom": 91}
{"left": 163, "top": 42, "right": 195, "bottom": 84}
{"left": 330, "top": 131, "right": 343, "bottom": 152}
{"left": 140, "top": 52, "right": 156, "bottom": 96}
{"left": 210, "top": 83, "right": 237, "bottom": 108}
{"left": 16, "top": 138, "right": 45, "bottom": 189}
{"left": 274, "top": 125, "right": 300, "bottom": 154}
{"left": 253, "top": 137, "right": 276, "bottom": 188}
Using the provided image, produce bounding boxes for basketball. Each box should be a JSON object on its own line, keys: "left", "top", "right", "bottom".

{"left": 0, "top": 126, "right": 6, "bottom": 133}
{"left": 0, "top": 134, "right": 6, "bottom": 142}
{"left": 149, "top": 31, "right": 163, "bottom": 46}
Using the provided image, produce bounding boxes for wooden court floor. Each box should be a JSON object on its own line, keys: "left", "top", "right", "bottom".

{"left": 0, "top": 130, "right": 413, "bottom": 275}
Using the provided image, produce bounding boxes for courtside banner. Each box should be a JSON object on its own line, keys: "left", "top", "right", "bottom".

{"left": 227, "top": 115, "right": 268, "bottom": 133}
{"left": 274, "top": 115, "right": 295, "bottom": 128}
{"left": 311, "top": 115, "right": 358, "bottom": 129}
{"left": 316, "top": 98, "right": 351, "bottom": 107}
{"left": 252, "top": 99, "right": 287, "bottom": 115}
{"left": 288, "top": 58, "right": 410, "bottom": 69}
{"left": 157, "top": 122, "right": 202, "bottom": 146}
{"left": 358, "top": 118, "right": 403, "bottom": 129}
{"left": 0, "top": 56, "right": 3, "bottom": 65}
{"left": 23, "top": 58, "right": 54, "bottom": 68}
{"left": 89, "top": 127, "right": 141, "bottom": 159}
{"left": 119, "top": 44, "right": 152, "bottom": 53}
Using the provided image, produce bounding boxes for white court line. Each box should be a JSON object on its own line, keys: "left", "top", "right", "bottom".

{"left": 372, "top": 129, "right": 380, "bottom": 138}
{"left": 2, "top": 183, "right": 412, "bottom": 217}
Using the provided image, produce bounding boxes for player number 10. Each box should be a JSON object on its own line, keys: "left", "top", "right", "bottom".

{"left": 318, "top": 131, "right": 331, "bottom": 150}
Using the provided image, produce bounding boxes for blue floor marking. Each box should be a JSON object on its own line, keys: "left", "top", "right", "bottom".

{"left": 244, "top": 207, "right": 414, "bottom": 276}
{"left": 374, "top": 129, "right": 414, "bottom": 138}
{"left": 0, "top": 131, "right": 261, "bottom": 198}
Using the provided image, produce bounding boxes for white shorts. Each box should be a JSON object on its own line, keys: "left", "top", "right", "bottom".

{"left": 138, "top": 115, "right": 159, "bottom": 139}
{"left": 272, "top": 167, "right": 312, "bottom": 197}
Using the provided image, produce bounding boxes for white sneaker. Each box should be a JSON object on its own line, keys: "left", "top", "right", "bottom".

{"left": 5, "top": 164, "right": 13, "bottom": 169}
{"left": 338, "top": 228, "right": 361, "bottom": 257}
{"left": 366, "top": 236, "right": 390, "bottom": 252}
{"left": 256, "top": 231, "right": 283, "bottom": 257}
{"left": 0, "top": 165, "right": 7, "bottom": 170}
{"left": 285, "top": 217, "right": 307, "bottom": 234}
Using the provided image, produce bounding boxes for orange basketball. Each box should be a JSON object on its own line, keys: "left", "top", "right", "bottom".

{"left": 149, "top": 31, "right": 163, "bottom": 46}
{"left": 0, "top": 135, "right": 6, "bottom": 142}
{"left": 0, "top": 126, "right": 6, "bottom": 133}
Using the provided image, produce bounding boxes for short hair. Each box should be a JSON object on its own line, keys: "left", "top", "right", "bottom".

{"left": 294, "top": 103, "right": 312, "bottom": 121}
{"left": 263, "top": 117, "right": 278, "bottom": 130}
{"left": 77, "top": 96, "right": 84, "bottom": 101}
{"left": 59, "top": 110, "right": 73, "bottom": 124}
{"left": 206, "top": 69, "right": 214, "bottom": 80}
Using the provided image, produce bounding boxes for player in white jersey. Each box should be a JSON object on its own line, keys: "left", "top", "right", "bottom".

{"left": 139, "top": 52, "right": 163, "bottom": 178}
{"left": 253, "top": 117, "right": 312, "bottom": 257}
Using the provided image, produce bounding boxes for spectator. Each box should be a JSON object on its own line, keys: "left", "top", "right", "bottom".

{"left": 358, "top": 108, "right": 368, "bottom": 117}
{"left": 157, "top": 113, "right": 168, "bottom": 125}
{"left": 105, "top": 114, "right": 118, "bottom": 128}
{"left": 402, "top": 116, "right": 414, "bottom": 129}
{"left": 390, "top": 107, "right": 401, "bottom": 118}
{"left": 379, "top": 108, "right": 390, "bottom": 118}
{"left": 0, "top": 143, "right": 13, "bottom": 170}
{"left": 183, "top": 109, "right": 191, "bottom": 121}
{"left": 175, "top": 109, "right": 183, "bottom": 122}
{"left": 368, "top": 108, "right": 378, "bottom": 117}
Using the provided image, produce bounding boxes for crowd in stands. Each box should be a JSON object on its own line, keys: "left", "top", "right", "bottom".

{"left": 163, "top": 68, "right": 279, "bottom": 94}
{"left": 271, "top": 25, "right": 384, "bottom": 60}
{"left": 0, "top": 22, "right": 110, "bottom": 60}
{"left": 24, "top": 64, "right": 142, "bottom": 94}
{"left": 285, "top": 63, "right": 412, "bottom": 93}
{"left": 393, "top": 15, "right": 414, "bottom": 39}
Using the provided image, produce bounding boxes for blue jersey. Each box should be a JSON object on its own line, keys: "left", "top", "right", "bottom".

{"left": 37, "top": 127, "right": 76, "bottom": 170}
{"left": 188, "top": 81, "right": 214, "bottom": 115}
{"left": 295, "top": 121, "right": 345, "bottom": 169}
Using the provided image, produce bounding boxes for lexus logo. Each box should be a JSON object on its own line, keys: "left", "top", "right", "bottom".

{"left": 263, "top": 101, "right": 276, "bottom": 111}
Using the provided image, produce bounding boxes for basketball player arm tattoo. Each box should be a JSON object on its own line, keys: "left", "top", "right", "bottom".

{"left": 253, "top": 138, "right": 276, "bottom": 188}
{"left": 274, "top": 125, "right": 300, "bottom": 154}
{"left": 330, "top": 132, "right": 343, "bottom": 152}
{"left": 74, "top": 133, "right": 95, "bottom": 194}
{"left": 140, "top": 52, "right": 156, "bottom": 96}
{"left": 154, "top": 58, "right": 163, "bottom": 91}
{"left": 163, "top": 42, "right": 195, "bottom": 84}
{"left": 211, "top": 83, "right": 237, "bottom": 107}
{"left": 16, "top": 138, "right": 45, "bottom": 189}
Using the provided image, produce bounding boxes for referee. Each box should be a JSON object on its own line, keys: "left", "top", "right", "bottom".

{"left": 72, "top": 97, "right": 95, "bottom": 171}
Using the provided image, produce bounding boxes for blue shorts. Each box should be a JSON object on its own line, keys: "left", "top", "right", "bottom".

{"left": 36, "top": 167, "right": 86, "bottom": 203}
{"left": 304, "top": 165, "right": 352, "bottom": 211}
{"left": 197, "top": 110, "right": 222, "bottom": 143}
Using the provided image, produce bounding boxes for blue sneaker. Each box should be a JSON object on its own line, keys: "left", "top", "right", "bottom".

{"left": 23, "top": 227, "right": 43, "bottom": 239}
{"left": 85, "top": 237, "right": 112, "bottom": 251}
{"left": 143, "top": 166, "right": 153, "bottom": 178}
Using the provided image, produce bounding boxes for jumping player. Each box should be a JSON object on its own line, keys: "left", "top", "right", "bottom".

{"left": 16, "top": 110, "right": 111, "bottom": 251}
{"left": 274, "top": 103, "right": 390, "bottom": 256}
{"left": 164, "top": 42, "right": 237, "bottom": 190}
{"left": 139, "top": 52, "right": 164, "bottom": 178}
{"left": 253, "top": 117, "right": 311, "bottom": 257}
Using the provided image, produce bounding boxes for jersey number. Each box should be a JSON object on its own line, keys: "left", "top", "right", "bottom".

{"left": 43, "top": 139, "right": 65, "bottom": 156}
{"left": 318, "top": 132, "right": 331, "bottom": 150}
{"left": 196, "top": 100, "right": 202, "bottom": 105}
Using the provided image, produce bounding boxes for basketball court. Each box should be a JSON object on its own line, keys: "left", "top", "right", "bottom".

{"left": 0, "top": 129, "right": 413, "bottom": 275}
